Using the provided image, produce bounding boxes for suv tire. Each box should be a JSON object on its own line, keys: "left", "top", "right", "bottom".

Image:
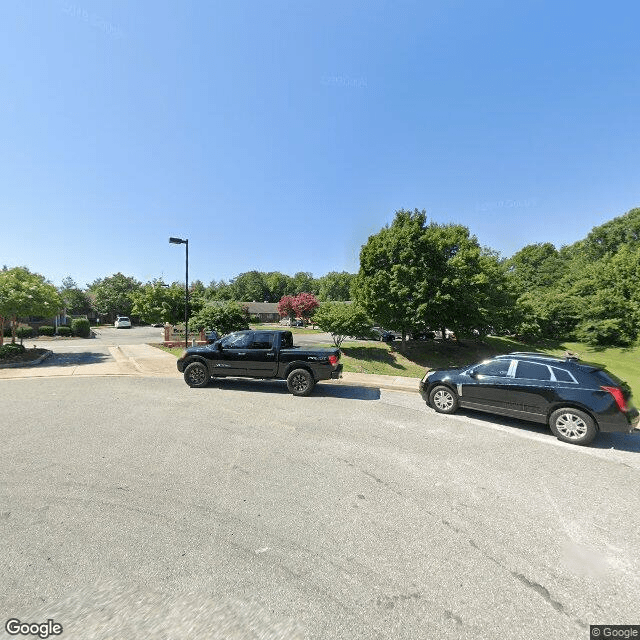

{"left": 549, "top": 408, "right": 597, "bottom": 445}
{"left": 429, "top": 385, "right": 459, "bottom": 414}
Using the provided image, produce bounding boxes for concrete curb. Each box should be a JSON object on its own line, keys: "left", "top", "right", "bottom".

{"left": 0, "top": 349, "right": 53, "bottom": 369}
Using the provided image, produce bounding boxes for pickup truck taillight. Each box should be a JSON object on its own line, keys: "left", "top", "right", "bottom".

{"left": 601, "top": 386, "right": 628, "bottom": 412}
{"left": 329, "top": 354, "right": 339, "bottom": 366}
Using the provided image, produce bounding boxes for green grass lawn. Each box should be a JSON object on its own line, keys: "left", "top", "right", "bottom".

{"left": 153, "top": 335, "right": 640, "bottom": 398}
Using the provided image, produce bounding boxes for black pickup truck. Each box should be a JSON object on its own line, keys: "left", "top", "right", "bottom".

{"left": 176, "top": 330, "right": 343, "bottom": 396}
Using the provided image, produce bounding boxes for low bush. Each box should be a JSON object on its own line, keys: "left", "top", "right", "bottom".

{"left": 16, "top": 327, "right": 34, "bottom": 339}
{"left": 2, "top": 327, "right": 11, "bottom": 337}
{"left": 57, "top": 326, "right": 72, "bottom": 337}
{"left": 71, "top": 318, "right": 91, "bottom": 338}
{"left": 38, "top": 325, "right": 55, "bottom": 336}
{"left": 0, "top": 343, "right": 26, "bottom": 358}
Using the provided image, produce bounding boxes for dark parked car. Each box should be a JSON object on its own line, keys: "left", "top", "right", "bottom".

{"left": 419, "top": 352, "right": 639, "bottom": 445}
{"left": 371, "top": 328, "right": 395, "bottom": 342}
{"left": 177, "top": 329, "right": 342, "bottom": 396}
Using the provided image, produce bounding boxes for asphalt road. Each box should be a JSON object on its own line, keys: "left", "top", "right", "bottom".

{"left": 1, "top": 377, "right": 639, "bottom": 640}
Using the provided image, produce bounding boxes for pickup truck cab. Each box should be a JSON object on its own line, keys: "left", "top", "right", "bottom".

{"left": 176, "top": 330, "right": 342, "bottom": 396}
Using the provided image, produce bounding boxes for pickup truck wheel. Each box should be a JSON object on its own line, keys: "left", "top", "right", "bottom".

{"left": 183, "top": 361, "right": 210, "bottom": 388}
{"left": 287, "top": 368, "right": 315, "bottom": 396}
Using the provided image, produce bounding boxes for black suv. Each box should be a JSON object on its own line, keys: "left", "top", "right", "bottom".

{"left": 419, "top": 352, "right": 639, "bottom": 445}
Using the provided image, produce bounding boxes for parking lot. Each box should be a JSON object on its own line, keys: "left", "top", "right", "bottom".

{"left": 1, "top": 372, "right": 639, "bottom": 639}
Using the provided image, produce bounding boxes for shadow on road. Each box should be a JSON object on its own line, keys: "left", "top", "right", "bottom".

{"left": 456, "top": 408, "right": 640, "bottom": 453}
{"left": 40, "top": 352, "right": 112, "bottom": 367}
{"left": 195, "top": 378, "right": 381, "bottom": 400}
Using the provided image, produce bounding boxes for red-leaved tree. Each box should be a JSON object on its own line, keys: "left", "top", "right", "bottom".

{"left": 277, "top": 293, "right": 319, "bottom": 325}
{"left": 277, "top": 295, "right": 296, "bottom": 322}
{"left": 292, "top": 292, "right": 319, "bottom": 325}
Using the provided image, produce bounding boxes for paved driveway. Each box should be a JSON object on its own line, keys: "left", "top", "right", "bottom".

{"left": 1, "top": 377, "right": 639, "bottom": 640}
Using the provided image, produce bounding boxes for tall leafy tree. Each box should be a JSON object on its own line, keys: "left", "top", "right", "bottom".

{"left": 356, "top": 209, "right": 509, "bottom": 349}
{"left": 317, "top": 271, "right": 355, "bottom": 301}
{"left": 59, "top": 276, "right": 93, "bottom": 316}
{"left": 87, "top": 273, "right": 141, "bottom": 322}
{"left": 0, "top": 267, "right": 62, "bottom": 344}
{"left": 230, "top": 271, "right": 271, "bottom": 302}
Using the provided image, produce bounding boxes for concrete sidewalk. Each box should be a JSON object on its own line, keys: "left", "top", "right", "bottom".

{"left": 0, "top": 344, "right": 421, "bottom": 393}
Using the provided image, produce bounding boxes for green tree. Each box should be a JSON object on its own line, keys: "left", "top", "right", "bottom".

{"left": 313, "top": 302, "right": 372, "bottom": 347}
{"left": 292, "top": 272, "right": 318, "bottom": 295}
{"left": 190, "top": 301, "right": 250, "bottom": 335}
{"left": 0, "top": 267, "right": 62, "bottom": 344}
{"left": 206, "top": 279, "right": 234, "bottom": 301}
{"left": 317, "top": 271, "right": 355, "bottom": 301}
{"left": 356, "top": 209, "right": 510, "bottom": 349}
{"left": 230, "top": 271, "right": 271, "bottom": 302}
{"left": 87, "top": 273, "right": 141, "bottom": 322}
{"left": 264, "top": 272, "right": 295, "bottom": 300}
{"left": 60, "top": 276, "right": 93, "bottom": 316}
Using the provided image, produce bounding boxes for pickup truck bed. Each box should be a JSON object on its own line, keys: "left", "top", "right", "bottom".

{"left": 176, "top": 329, "right": 342, "bottom": 396}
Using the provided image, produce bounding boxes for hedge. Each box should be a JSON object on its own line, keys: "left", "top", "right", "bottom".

{"left": 0, "top": 343, "right": 26, "bottom": 358}
{"left": 57, "top": 326, "right": 72, "bottom": 337}
{"left": 38, "top": 325, "right": 55, "bottom": 336}
{"left": 71, "top": 318, "right": 91, "bottom": 338}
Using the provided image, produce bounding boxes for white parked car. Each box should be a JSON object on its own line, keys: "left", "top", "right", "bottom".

{"left": 114, "top": 316, "right": 132, "bottom": 329}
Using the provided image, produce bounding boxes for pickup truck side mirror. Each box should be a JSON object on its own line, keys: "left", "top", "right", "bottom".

{"left": 467, "top": 369, "right": 477, "bottom": 378}
{"left": 216, "top": 342, "right": 222, "bottom": 351}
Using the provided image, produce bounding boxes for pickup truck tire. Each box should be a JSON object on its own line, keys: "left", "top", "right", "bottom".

{"left": 183, "top": 361, "right": 210, "bottom": 388}
{"left": 287, "top": 368, "right": 315, "bottom": 396}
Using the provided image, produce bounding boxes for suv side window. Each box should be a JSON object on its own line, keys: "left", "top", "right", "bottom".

{"left": 473, "top": 360, "right": 511, "bottom": 378}
{"left": 515, "top": 361, "right": 552, "bottom": 381}
{"left": 250, "top": 332, "right": 274, "bottom": 349}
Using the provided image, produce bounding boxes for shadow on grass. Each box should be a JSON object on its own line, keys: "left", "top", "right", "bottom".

{"left": 341, "top": 346, "right": 405, "bottom": 371}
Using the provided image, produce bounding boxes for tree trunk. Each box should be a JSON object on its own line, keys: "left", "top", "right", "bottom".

{"left": 401, "top": 328, "right": 407, "bottom": 352}
{"left": 0, "top": 316, "right": 3, "bottom": 346}
{"left": 11, "top": 315, "right": 17, "bottom": 344}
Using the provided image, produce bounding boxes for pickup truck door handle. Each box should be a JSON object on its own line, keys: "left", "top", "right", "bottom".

{"left": 266, "top": 353, "right": 274, "bottom": 357}
{"left": 237, "top": 352, "right": 246, "bottom": 356}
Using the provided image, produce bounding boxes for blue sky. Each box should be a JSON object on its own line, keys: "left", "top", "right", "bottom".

{"left": 1, "top": 1, "right": 638, "bottom": 288}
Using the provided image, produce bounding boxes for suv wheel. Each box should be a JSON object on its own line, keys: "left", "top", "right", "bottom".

{"left": 286, "top": 368, "right": 315, "bottom": 396}
{"left": 549, "top": 408, "right": 597, "bottom": 445}
{"left": 429, "top": 385, "right": 459, "bottom": 414}
{"left": 183, "top": 362, "right": 210, "bottom": 388}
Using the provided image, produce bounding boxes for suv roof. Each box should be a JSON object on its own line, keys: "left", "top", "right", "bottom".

{"left": 494, "top": 352, "right": 578, "bottom": 364}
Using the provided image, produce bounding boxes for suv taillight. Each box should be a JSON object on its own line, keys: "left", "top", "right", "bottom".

{"left": 601, "top": 386, "right": 628, "bottom": 412}
{"left": 329, "top": 354, "right": 339, "bottom": 366}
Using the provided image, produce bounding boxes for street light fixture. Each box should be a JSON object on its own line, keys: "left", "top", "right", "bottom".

{"left": 169, "top": 236, "right": 189, "bottom": 348}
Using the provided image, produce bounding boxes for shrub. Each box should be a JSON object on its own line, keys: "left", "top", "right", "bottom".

{"left": 71, "top": 318, "right": 91, "bottom": 338}
{"left": 38, "top": 325, "right": 55, "bottom": 336}
{"left": 2, "top": 327, "right": 11, "bottom": 337}
{"left": 0, "top": 343, "right": 26, "bottom": 358}
{"left": 57, "top": 326, "right": 72, "bottom": 337}
{"left": 575, "top": 319, "right": 633, "bottom": 347}
{"left": 16, "top": 326, "right": 34, "bottom": 339}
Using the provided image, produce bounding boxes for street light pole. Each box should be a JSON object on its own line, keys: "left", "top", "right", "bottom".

{"left": 169, "top": 237, "right": 189, "bottom": 348}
